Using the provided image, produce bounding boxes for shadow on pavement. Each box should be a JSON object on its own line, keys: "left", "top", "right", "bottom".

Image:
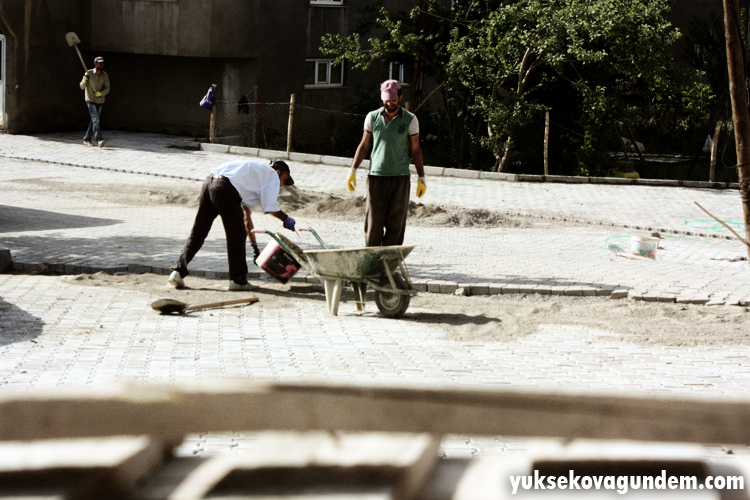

{"left": 400, "top": 311, "right": 500, "bottom": 327}
{"left": 410, "top": 262, "right": 617, "bottom": 294}
{"left": 0, "top": 205, "right": 119, "bottom": 233}
{"left": 0, "top": 297, "right": 44, "bottom": 346}
{"left": 28, "top": 131, "right": 201, "bottom": 157}
{"left": 0, "top": 233, "right": 195, "bottom": 269}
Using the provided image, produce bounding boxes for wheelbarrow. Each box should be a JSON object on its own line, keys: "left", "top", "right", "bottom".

{"left": 252, "top": 227, "right": 417, "bottom": 318}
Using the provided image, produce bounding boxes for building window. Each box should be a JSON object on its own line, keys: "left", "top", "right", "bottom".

{"left": 389, "top": 62, "right": 411, "bottom": 86}
{"left": 311, "top": 0, "right": 343, "bottom": 5}
{"left": 305, "top": 59, "right": 344, "bottom": 88}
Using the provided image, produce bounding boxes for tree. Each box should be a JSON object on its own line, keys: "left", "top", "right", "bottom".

{"left": 320, "top": 0, "right": 485, "bottom": 168}
{"left": 321, "top": 0, "right": 688, "bottom": 174}
{"left": 723, "top": 0, "right": 750, "bottom": 259}
{"left": 447, "top": 0, "right": 681, "bottom": 172}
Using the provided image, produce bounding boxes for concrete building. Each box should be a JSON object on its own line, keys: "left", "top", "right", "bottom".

{"left": 0, "top": 0, "right": 737, "bottom": 136}
{"left": 0, "top": 0, "right": 438, "bottom": 136}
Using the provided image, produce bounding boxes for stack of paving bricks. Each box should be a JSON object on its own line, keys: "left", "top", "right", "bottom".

{"left": 1, "top": 381, "right": 749, "bottom": 499}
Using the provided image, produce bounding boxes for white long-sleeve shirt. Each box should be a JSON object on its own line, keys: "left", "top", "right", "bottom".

{"left": 211, "top": 160, "right": 281, "bottom": 213}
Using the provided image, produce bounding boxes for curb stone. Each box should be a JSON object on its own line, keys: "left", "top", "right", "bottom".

{"left": 8, "top": 259, "right": 749, "bottom": 309}
{"left": 0, "top": 151, "right": 741, "bottom": 242}
{"left": 220, "top": 145, "right": 742, "bottom": 189}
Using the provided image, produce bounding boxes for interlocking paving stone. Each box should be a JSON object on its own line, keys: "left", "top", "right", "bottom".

{"left": 1, "top": 132, "right": 750, "bottom": 461}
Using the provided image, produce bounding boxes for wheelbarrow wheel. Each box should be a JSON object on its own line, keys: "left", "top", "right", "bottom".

{"left": 374, "top": 274, "right": 410, "bottom": 318}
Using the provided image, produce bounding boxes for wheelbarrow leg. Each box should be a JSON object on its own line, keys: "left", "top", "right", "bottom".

{"left": 323, "top": 278, "right": 343, "bottom": 316}
{"left": 352, "top": 282, "right": 367, "bottom": 312}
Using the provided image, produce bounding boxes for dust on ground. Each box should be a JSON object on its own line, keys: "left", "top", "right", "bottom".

{"left": 62, "top": 272, "right": 750, "bottom": 348}
{"left": 6, "top": 176, "right": 533, "bottom": 228}
{"left": 281, "top": 187, "right": 531, "bottom": 228}
{"left": 21, "top": 175, "right": 750, "bottom": 347}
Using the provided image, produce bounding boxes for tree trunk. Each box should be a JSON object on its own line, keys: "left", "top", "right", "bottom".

{"left": 723, "top": 0, "right": 750, "bottom": 259}
{"left": 709, "top": 121, "right": 723, "bottom": 182}
{"left": 497, "top": 136, "right": 515, "bottom": 172}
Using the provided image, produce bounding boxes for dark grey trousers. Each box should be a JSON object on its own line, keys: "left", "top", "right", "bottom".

{"left": 364, "top": 175, "right": 410, "bottom": 247}
{"left": 174, "top": 175, "right": 248, "bottom": 284}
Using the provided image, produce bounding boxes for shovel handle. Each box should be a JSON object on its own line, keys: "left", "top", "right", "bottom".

{"left": 183, "top": 297, "right": 259, "bottom": 312}
{"left": 73, "top": 44, "right": 88, "bottom": 73}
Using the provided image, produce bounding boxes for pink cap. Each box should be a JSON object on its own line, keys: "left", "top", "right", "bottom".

{"left": 380, "top": 79, "right": 401, "bottom": 101}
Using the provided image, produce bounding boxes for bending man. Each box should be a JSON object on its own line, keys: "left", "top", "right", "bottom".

{"left": 168, "top": 159, "right": 297, "bottom": 291}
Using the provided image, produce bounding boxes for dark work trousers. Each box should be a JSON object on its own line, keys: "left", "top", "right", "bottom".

{"left": 364, "top": 174, "right": 411, "bottom": 247}
{"left": 174, "top": 175, "right": 248, "bottom": 284}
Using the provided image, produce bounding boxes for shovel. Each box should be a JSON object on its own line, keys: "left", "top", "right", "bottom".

{"left": 151, "top": 297, "right": 259, "bottom": 315}
{"left": 65, "top": 32, "right": 88, "bottom": 73}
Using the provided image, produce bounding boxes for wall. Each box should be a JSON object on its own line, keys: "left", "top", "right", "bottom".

{"left": 0, "top": 0, "right": 86, "bottom": 133}
{"left": 0, "top": 0, "right": 257, "bottom": 134}
{"left": 0, "top": 0, "right": 740, "bottom": 135}
{"left": 90, "top": 0, "right": 253, "bottom": 58}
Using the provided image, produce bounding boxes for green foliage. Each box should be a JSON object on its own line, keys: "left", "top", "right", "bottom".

{"left": 320, "top": 0, "right": 718, "bottom": 177}
{"left": 321, "top": 0, "right": 452, "bottom": 78}
{"left": 445, "top": 0, "right": 683, "bottom": 173}
{"left": 683, "top": 10, "right": 729, "bottom": 102}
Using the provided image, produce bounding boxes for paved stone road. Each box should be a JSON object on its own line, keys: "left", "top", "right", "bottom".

{"left": 2, "top": 131, "right": 748, "bottom": 304}
{"left": 1, "top": 131, "right": 749, "bottom": 460}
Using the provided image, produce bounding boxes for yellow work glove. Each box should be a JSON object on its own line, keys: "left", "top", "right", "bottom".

{"left": 416, "top": 177, "right": 426, "bottom": 198}
{"left": 95, "top": 91, "right": 102, "bottom": 97}
{"left": 82, "top": 75, "right": 88, "bottom": 83}
{"left": 346, "top": 168, "right": 357, "bottom": 192}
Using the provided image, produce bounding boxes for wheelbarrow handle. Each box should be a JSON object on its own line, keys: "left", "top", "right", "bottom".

{"left": 297, "top": 226, "right": 327, "bottom": 249}
{"left": 252, "top": 227, "right": 327, "bottom": 249}
{"left": 251, "top": 227, "right": 306, "bottom": 233}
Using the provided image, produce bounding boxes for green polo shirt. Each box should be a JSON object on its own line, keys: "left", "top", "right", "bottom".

{"left": 367, "top": 107, "right": 418, "bottom": 177}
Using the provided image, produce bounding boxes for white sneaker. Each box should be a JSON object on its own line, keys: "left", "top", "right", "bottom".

{"left": 83, "top": 140, "right": 93, "bottom": 147}
{"left": 229, "top": 281, "right": 256, "bottom": 291}
{"left": 98, "top": 140, "right": 105, "bottom": 148}
{"left": 167, "top": 271, "right": 184, "bottom": 288}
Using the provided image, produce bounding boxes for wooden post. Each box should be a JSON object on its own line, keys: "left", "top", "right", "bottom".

{"left": 544, "top": 111, "right": 550, "bottom": 175}
{"left": 710, "top": 121, "right": 723, "bottom": 182}
{"left": 286, "top": 93, "right": 295, "bottom": 154}
{"left": 209, "top": 84, "right": 217, "bottom": 144}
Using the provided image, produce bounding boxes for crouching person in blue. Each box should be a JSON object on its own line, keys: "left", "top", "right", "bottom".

{"left": 168, "top": 159, "right": 297, "bottom": 291}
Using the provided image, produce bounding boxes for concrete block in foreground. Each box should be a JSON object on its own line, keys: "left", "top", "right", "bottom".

{"left": 0, "top": 246, "right": 11, "bottom": 273}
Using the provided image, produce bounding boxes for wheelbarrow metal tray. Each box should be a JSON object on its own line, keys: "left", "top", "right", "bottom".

{"left": 304, "top": 245, "right": 415, "bottom": 280}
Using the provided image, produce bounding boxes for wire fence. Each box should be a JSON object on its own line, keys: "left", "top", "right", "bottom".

{"left": 208, "top": 98, "right": 739, "bottom": 183}
{"left": 210, "top": 99, "right": 474, "bottom": 171}
{"left": 212, "top": 100, "right": 364, "bottom": 159}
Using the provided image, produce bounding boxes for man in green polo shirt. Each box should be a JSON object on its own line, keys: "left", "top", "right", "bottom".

{"left": 346, "top": 80, "right": 426, "bottom": 247}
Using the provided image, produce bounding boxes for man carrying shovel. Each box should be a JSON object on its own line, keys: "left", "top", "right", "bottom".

{"left": 167, "top": 159, "right": 297, "bottom": 291}
{"left": 80, "top": 56, "right": 110, "bottom": 147}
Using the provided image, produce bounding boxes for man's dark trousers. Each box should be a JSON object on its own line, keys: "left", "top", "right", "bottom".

{"left": 365, "top": 175, "right": 410, "bottom": 247}
{"left": 174, "top": 175, "right": 248, "bottom": 283}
